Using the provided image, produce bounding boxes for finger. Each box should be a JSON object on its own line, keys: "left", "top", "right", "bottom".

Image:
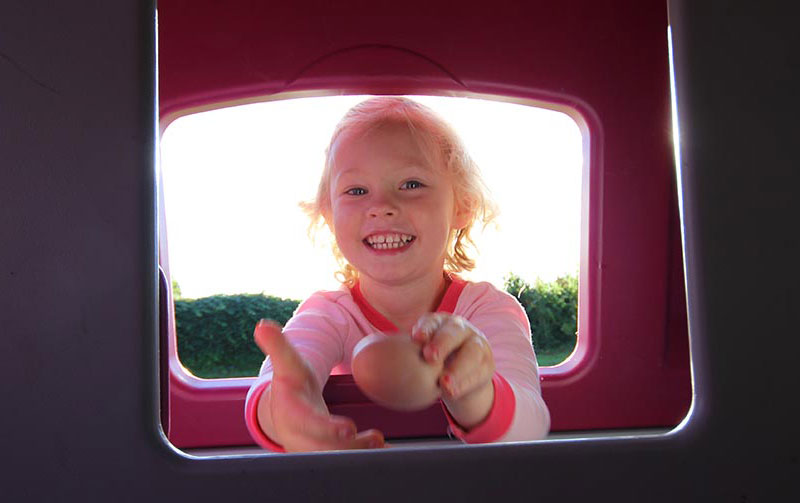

{"left": 343, "top": 429, "right": 386, "bottom": 450}
{"left": 254, "top": 319, "right": 310, "bottom": 380}
{"left": 440, "top": 336, "right": 495, "bottom": 399}
{"left": 253, "top": 319, "right": 283, "bottom": 355}
{"left": 291, "top": 414, "right": 383, "bottom": 452}
{"left": 274, "top": 390, "right": 358, "bottom": 451}
{"left": 423, "top": 316, "right": 473, "bottom": 363}
{"left": 410, "top": 313, "right": 447, "bottom": 344}
{"left": 293, "top": 406, "right": 356, "bottom": 444}
{"left": 273, "top": 380, "right": 354, "bottom": 436}
{"left": 297, "top": 428, "right": 385, "bottom": 452}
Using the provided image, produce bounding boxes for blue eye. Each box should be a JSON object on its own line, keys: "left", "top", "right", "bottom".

{"left": 401, "top": 180, "right": 424, "bottom": 190}
{"left": 346, "top": 187, "right": 367, "bottom": 196}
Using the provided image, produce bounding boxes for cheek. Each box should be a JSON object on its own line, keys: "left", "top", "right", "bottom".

{"left": 429, "top": 195, "right": 458, "bottom": 234}
{"left": 331, "top": 205, "right": 360, "bottom": 249}
{"left": 332, "top": 205, "right": 353, "bottom": 231}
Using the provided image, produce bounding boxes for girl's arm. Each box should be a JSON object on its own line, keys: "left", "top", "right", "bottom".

{"left": 463, "top": 285, "right": 550, "bottom": 442}
{"left": 248, "top": 321, "right": 384, "bottom": 452}
{"left": 412, "top": 283, "right": 550, "bottom": 443}
{"left": 411, "top": 314, "right": 496, "bottom": 429}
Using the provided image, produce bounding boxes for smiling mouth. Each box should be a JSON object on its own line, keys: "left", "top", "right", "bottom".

{"left": 364, "top": 233, "right": 416, "bottom": 250}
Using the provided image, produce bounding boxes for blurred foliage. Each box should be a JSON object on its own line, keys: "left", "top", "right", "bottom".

{"left": 175, "top": 274, "right": 578, "bottom": 378}
{"left": 175, "top": 293, "right": 299, "bottom": 378}
{"left": 504, "top": 273, "right": 578, "bottom": 353}
{"left": 172, "top": 280, "right": 182, "bottom": 299}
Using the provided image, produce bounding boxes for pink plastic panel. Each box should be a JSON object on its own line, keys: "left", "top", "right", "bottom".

{"left": 158, "top": 0, "right": 691, "bottom": 448}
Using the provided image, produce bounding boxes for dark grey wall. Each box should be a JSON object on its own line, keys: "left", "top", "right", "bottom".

{"left": 1, "top": 0, "right": 797, "bottom": 500}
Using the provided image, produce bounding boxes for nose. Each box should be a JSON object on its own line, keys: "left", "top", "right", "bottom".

{"left": 367, "top": 192, "right": 398, "bottom": 218}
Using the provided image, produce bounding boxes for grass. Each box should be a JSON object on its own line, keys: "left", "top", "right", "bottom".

{"left": 536, "top": 343, "right": 576, "bottom": 367}
{"left": 183, "top": 364, "right": 260, "bottom": 379}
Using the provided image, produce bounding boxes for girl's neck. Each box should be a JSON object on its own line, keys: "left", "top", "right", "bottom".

{"left": 358, "top": 272, "right": 449, "bottom": 333}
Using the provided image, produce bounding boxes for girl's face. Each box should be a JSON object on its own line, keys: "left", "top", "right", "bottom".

{"left": 327, "top": 122, "right": 469, "bottom": 288}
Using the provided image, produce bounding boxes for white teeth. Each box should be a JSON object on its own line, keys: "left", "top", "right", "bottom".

{"left": 370, "top": 234, "right": 412, "bottom": 243}
{"left": 365, "top": 233, "right": 415, "bottom": 249}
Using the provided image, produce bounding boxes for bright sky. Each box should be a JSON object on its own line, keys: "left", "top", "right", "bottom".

{"left": 159, "top": 95, "right": 583, "bottom": 301}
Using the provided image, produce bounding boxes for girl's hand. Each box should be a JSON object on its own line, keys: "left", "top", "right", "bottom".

{"left": 254, "top": 320, "right": 386, "bottom": 452}
{"left": 411, "top": 314, "right": 496, "bottom": 429}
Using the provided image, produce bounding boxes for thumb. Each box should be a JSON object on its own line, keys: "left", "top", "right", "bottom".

{"left": 253, "top": 319, "right": 310, "bottom": 379}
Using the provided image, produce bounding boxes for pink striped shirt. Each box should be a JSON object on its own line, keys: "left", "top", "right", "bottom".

{"left": 244, "top": 276, "right": 550, "bottom": 451}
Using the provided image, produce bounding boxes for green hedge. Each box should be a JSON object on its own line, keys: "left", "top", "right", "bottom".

{"left": 175, "top": 294, "right": 299, "bottom": 378}
{"left": 503, "top": 273, "right": 578, "bottom": 353}
{"left": 175, "top": 274, "right": 578, "bottom": 378}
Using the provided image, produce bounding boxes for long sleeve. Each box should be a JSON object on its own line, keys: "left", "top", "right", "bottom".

{"left": 452, "top": 282, "right": 550, "bottom": 442}
{"left": 244, "top": 280, "right": 550, "bottom": 449}
{"left": 244, "top": 290, "right": 356, "bottom": 450}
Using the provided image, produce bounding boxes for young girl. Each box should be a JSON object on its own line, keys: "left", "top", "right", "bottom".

{"left": 244, "top": 97, "right": 550, "bottom": 452}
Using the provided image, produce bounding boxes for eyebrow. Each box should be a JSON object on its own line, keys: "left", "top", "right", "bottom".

{"left": 332, "top": 164, "right": 435, "bottom": 190}
{"left": 335, "top": 159, "right": 434, "bottom": 177}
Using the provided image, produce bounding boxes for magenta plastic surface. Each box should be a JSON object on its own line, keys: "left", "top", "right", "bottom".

{"left": 5, "top": 0, "right": 799, "bottom": 500}
{"left": 157, "top": 0, "right": 691, "bottom": 448}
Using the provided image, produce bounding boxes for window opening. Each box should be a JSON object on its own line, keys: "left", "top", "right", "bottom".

{"left": 159, "top": 95, "right": 583, "bottom": 378}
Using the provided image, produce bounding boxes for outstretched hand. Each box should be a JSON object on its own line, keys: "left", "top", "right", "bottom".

{"left": 411, "top": 313, "right": 496, "bottom": 429}
{"left": 254, "top": 320, "right": 386, "bottom": 452}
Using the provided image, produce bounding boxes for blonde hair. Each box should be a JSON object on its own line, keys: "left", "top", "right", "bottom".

{"left": 302, "top": 97, "right": 497, "bottom": 286}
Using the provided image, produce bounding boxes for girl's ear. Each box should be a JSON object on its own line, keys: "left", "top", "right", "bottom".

{"left": 452, "top": 198, "right": 475, "bottom": 230}
{"left": 322, "top": 207, "right": 334, "bottom": 231}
